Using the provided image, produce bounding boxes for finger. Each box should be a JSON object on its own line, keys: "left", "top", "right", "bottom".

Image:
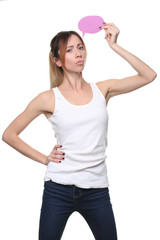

{"left": 47, "top": 155, "right": 60, "bottom": 163}
{"left": 101, "top": 25, "right": 119, "bottom": 33}
{"left": 51, "top": 149, "right": 65, "bottom": 155}
{"left": 48, "top": 153, "right": 65, "bottom": 162}
{"left": 104, "top": 22, "right": 117, "bottom": 27}
{"left": 102, "top": 22, "right": 119, "bottom": 31}
{"left": 105, "top": 29, "right": 115, "bottom": 37}
{"left": 104, "top": 28, "right": 115, "bottom": 36}
{"left": 111, "top": 23, "right": 118, "bottom": 28}
{"left": 52, "top": 151, "right": 65, "bottom": 159}
{"left": 51, "top": 150, "right": 65, "bottom": 157}
{"left": 53, "top": 150, "right": 65, "bottom": 156}
{"left": 53, "top": 144, "right": 62, "bottom": 150}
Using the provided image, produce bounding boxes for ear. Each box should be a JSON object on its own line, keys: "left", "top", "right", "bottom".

{"left": 53, "top": 57, "right": 62, "bottom": 67}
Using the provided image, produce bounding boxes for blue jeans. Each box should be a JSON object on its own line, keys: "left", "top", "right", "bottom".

{"left": 39, "top": 180, "right": 118, "bottom": 240}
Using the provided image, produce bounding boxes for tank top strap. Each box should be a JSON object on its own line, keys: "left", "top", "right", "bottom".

{"left": 53, "top": 86, "right": 61, "bottom": 97}
{"left": 52, "top": 86, "right": 68, "bottom": 101}
{"left": 51, "top": 87, "right": 65, "bottom": 114}
{"left": 91, "top": 81, "right": 106, "bottom": 101}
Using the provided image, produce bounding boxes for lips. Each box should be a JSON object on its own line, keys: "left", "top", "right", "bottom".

{"left": 76, "top": 60, "right": 84, "bottom": 65}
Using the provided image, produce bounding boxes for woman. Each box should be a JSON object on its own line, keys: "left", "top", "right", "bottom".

{"left": 2, "top": 22, "right": 157, "bottom": 240}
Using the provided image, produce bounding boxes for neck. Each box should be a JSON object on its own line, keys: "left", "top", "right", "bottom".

{"left": 61, "top": 72, "right": 86, "bottom": 91}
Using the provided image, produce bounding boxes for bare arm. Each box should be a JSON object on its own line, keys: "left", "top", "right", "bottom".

{"left": 100, "top": 44, "right": 157, "bottom": 101}
{"left": 2, "top": 91, "right": 50, "bottom": 165}
{"left": 99, "top": 23, "right": 157, "bottom": 100}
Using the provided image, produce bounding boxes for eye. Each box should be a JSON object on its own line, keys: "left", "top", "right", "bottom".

{"left": 66, "top": 49, "right": 71, "bottom": 52}
{"left": 79, "top": 45, "right": 84, "bottom": 50}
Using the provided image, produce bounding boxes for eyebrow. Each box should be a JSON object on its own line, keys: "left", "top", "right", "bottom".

{"left": 66, "top": 43, "right": 83, "bottom": 48}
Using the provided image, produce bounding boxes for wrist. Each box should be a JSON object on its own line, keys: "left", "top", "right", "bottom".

{"left": 43, "top": 155, "right": 49, "bottom": 166}
{"left": 110, "top": 42, "right": 118, "bottom": 49}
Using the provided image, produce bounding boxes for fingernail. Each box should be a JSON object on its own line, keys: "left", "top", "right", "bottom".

{"left": 63, "top": 153, "right": 65, "bottom": 155}
{"left": 59, "top": 161, "right": 61, "bottom": 163}
{"left": 60, "top": 145, "right": 62, "bottom": 147}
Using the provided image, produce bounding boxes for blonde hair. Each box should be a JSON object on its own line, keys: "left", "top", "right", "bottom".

{"left": 49, "top": 31, "right": 87, "bottom": 89}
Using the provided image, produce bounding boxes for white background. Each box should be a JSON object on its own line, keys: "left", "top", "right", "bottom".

{"left": 0, "top": 0, "right": 159, "bottom": 239}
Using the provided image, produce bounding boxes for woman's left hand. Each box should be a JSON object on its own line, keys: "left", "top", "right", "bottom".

{"left": 100, "top": 22, "right": 120, "bottom": 48}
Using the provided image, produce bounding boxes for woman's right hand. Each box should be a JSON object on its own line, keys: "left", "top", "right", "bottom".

{"left": 45, "top": 145, "right": 65, "bottom": 165}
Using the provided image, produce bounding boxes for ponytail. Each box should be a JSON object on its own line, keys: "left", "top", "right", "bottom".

{"left": 49, "top": 51, "right": 63, "bottom": 89}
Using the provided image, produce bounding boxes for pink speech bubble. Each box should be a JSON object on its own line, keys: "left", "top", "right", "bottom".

{"left": 78, "top": 15, "right": 104, "bottom": 37}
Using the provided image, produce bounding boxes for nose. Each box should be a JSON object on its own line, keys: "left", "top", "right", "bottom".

{"left": 75, "top": 48, "right": 82, "bottom": 57}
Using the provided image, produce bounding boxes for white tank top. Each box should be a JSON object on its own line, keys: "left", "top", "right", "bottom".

{"left": 44, "top": 82, "right": 109, "bottom": 188}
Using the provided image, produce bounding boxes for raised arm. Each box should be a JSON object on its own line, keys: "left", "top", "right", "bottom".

{"left": 2, "top": 91, "right": 51, "bottom": 165}
{"left": 99, "top": 23, "right": 157, "bottom": 102}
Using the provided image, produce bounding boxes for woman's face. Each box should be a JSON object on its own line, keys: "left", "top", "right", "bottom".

{"left": 62, "top": 34, "right": 86, "bottom": 73}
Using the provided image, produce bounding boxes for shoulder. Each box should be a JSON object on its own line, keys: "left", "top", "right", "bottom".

{"left": 30, "top": 88, "right": 56, "bottom": 115}
{"left": 37, "top": 88, "right": 55, "bottom": 102}
{"left": 95, "top": 79, "right": 112, "bottom": 89}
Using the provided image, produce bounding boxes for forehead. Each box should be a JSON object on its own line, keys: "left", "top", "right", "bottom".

{"left": 67, "top": 34, "right": 82, "bottom": 46}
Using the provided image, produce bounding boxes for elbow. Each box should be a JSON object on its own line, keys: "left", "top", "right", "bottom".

{"left": 2, "top": 129, "right": 16, "bottom": 145}
{"left": 2, "top": 130, "right": 7, "bottom": 142}
{"left": 150, "top": 72, "right": 157, "bottom": 81}
{"left": 2, "top": 130, "right": 10, "bottom": 143}
{"left": 149, "top": 70, "right": 157, "bottom": 82}
{"left": 143, "top": 72, "right": 157, "bottom": 83}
